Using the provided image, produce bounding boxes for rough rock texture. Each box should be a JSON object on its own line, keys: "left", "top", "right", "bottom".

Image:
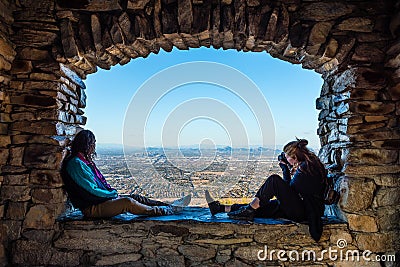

{"left": 11, "top": 209, "right": 350, "bottom": 266}
{"left": 0, "top": 0, "right": 399, "bottom": 266}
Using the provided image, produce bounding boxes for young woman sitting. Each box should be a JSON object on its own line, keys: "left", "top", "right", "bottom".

{"left": 61, "top": 129, "right": 190, "bottom": 218}
{"left": 206, "top": 139, "right": 326, "bottom": 241}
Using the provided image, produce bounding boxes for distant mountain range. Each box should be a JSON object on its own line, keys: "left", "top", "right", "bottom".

{"left": 98, "top": 143, "right": 281, "bottom": 149}
{"left": 96, "top": 144, "right": 281, "bottom": 155}
{"left": 96, "top": 143, "right": 319, "bottom": 156}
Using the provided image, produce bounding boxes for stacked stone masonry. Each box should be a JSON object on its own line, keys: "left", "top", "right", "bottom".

{"left": 0, "top": 0, "right": 399, "bottom": 266}
{"left": 10, "top": 218, "right": 365, "bottom": 266}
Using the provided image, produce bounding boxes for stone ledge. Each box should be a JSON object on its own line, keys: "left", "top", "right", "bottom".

{"left": 42, "top": 207, "right": 352, "bottom": 266}
{"left": 57, "top": 206, "right": 346, "bottom": 225}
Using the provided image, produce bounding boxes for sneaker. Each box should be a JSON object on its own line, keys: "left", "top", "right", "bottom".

{"left": 227, "top": 205, "right": 255, "bottom": 220}
{"left": 170, "top": 205, "right": 183, "bottom": 213}
{"left": 153, "top": 205, "right": 174, "bottom": 216}
{"left": 171, "top": 194, "right": 191, "bottom": 207}
{"left": 208, "top": 201, "right": 223, "bottom": 215}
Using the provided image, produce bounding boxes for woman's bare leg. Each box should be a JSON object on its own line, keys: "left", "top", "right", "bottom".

{"left": 249, "top": 197, "right": 260, "bottom": 209}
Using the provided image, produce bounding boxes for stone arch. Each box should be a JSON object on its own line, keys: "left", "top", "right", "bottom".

{"left": 0, "top": 0, "right": 399, "bottom": 265}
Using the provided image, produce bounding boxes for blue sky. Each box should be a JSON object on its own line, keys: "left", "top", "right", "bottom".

{"left": 84, "top": 47, "right": 323, "bottom": 149}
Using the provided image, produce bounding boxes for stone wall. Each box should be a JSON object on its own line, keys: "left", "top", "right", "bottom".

{"left": 317, "top": 66, "right": 400, "bottom": 253}
{"left": 13, "top": 218, "right": 359, "bottom": 266}
{"left": 0, "top": 0, "right": 16, "bottom": 263}
{"left": 0, "top": 1, "right": 87, "bottom": 265}
{"left": 0, "top": 0, "right": 399, "bottom": 266}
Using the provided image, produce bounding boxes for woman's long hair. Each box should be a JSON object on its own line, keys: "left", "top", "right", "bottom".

{"left": 283, "top": 138, "right": 326, "bottom": 182}
{"left": 70, "top": 129, "right": 96, "bottom": 162}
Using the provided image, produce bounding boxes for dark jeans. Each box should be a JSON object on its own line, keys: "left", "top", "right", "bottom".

{"left": 231, "top": 174, "right": 306, "bottom": 222}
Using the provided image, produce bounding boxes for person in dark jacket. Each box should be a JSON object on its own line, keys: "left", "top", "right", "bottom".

{"left": 61, "top": 129, "right": 190, "bottom": 218}
{"left": 206, "top": 138, "right": 326, "bottom": 241}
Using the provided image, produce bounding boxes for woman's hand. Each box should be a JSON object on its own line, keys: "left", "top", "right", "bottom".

{"left": 279, "top": 161, "right": 289, "bottom": 170}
